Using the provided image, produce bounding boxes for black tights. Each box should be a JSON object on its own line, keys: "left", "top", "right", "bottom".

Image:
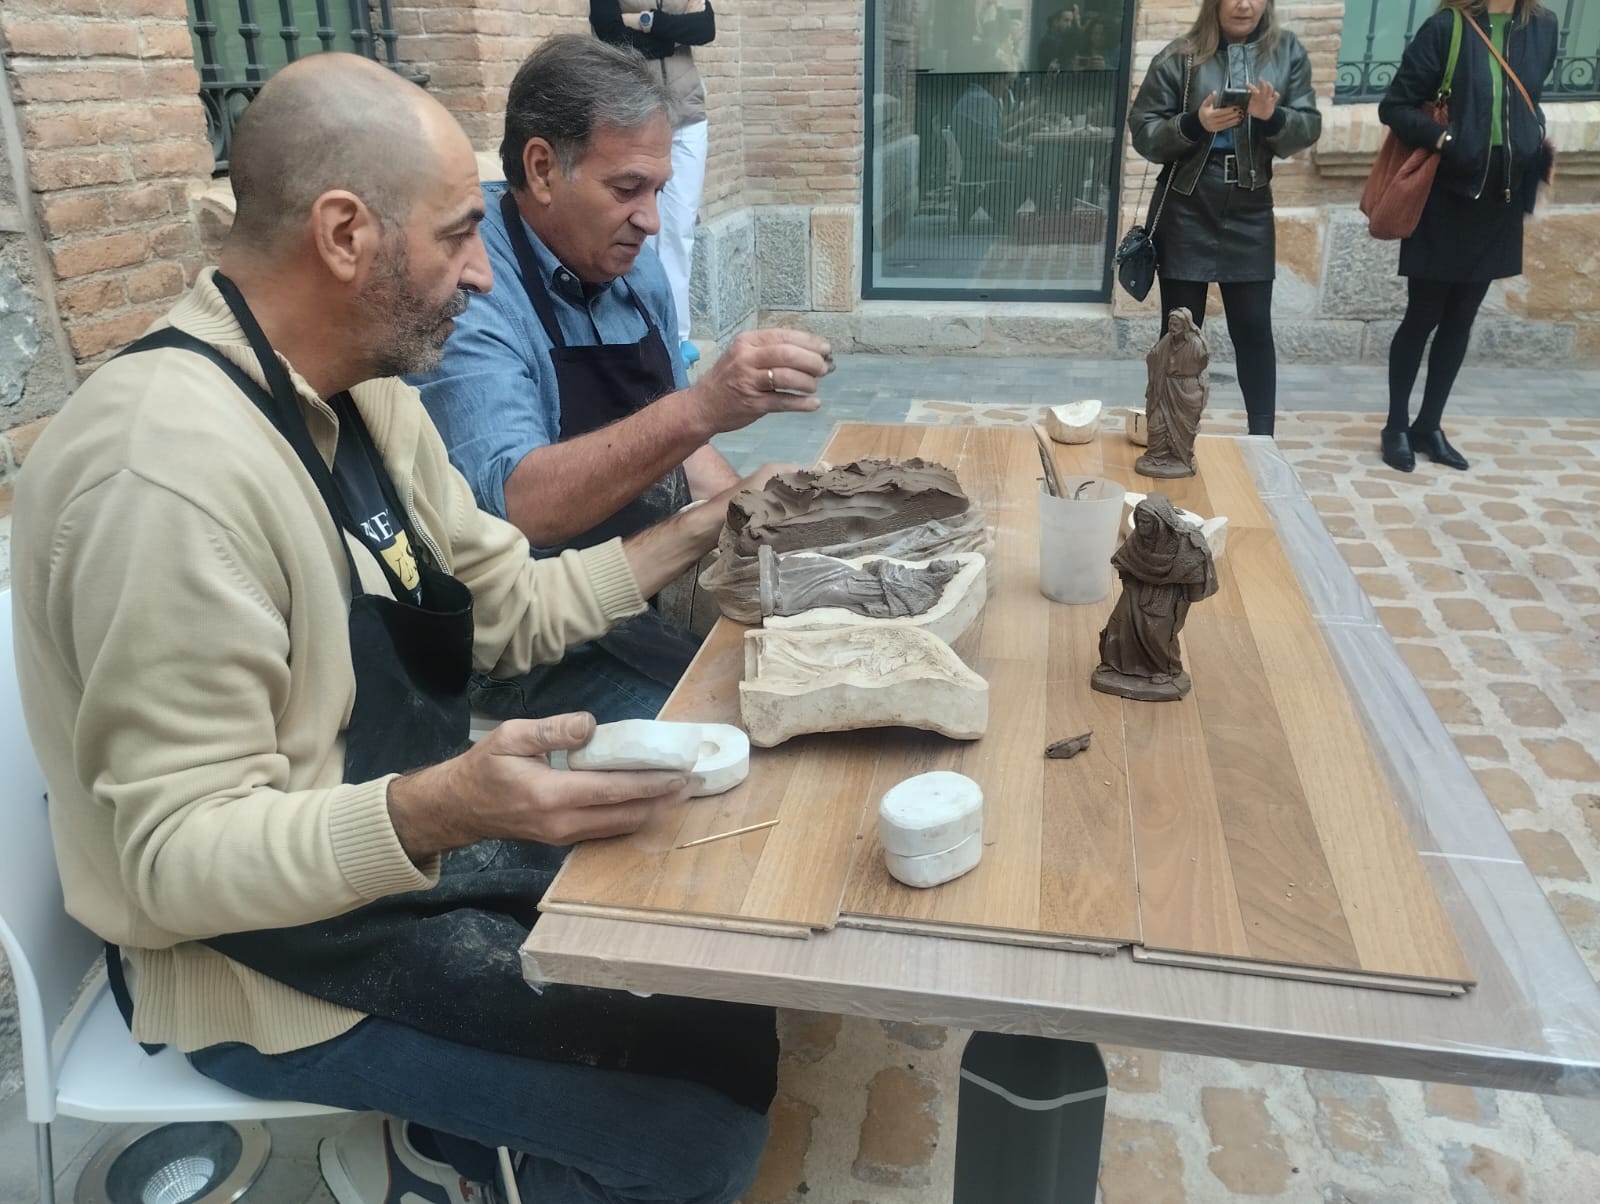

{"left": 1158, "top": 278, "right": 1277, "bottom": 437}
{"left": 1386, "top": 278, "right": 1491, "bottom": 435}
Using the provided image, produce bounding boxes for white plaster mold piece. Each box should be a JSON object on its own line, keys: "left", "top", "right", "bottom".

{"left": 567, "top": 720, "right": 702, "bottom": 772}
{"left": 1122, "top": 491, "right": 1230, "bottom": 559}
{"left": 739, "top": 625, "right": 989, "bottom": 748}
{"left": 689, "top": 724, "right": 751, "bottom": 797}
{"left": 884, "top": 831, "right": 985, "bottom": 889}
{"left": 1043, "top": 399, "right": 1104, "bottom": 444}
{"left": 1122, "top": 406, "right": 1149, "bottom": 446}
{"left": 877, "top": 770, "right": 985, "bottom": 858}
{"left": 762, "top": 551, "right": 987, "bottom": 648}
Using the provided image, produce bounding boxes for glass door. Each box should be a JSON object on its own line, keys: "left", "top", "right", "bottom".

{"left": 864, "top": 0, "right": 1135, "bottom": 300}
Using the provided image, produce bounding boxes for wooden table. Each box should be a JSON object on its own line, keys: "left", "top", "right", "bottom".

{"left": 524, "top": 424, "right": 1600, "bottom": 1097}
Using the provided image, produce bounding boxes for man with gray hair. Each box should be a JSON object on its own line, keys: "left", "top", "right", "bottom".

{"left": 415, "top": 35, "right": 833, "bottom": 725}
{"left": 13, "top": 50, "right": 774, "bottom": 1204}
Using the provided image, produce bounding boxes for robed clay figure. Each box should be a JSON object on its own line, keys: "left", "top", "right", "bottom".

{"left": 1091, "top": 493, "right": 1218, "bottom": 702}
{"left": 1135, "top": 307, "right": 1210, "bottom": 480}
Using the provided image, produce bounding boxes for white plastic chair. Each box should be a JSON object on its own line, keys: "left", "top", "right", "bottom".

{"left": 0, "top": 590, "right": 343, "bottom": 1204}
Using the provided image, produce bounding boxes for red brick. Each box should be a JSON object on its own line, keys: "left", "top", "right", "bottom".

{"left": 29, "top": 149, "right": 131, "bottom": 191}
{"left": 50, "top": 230, "right": 149, "bottom": 279}
{"left": 40, "top": 193, "right": 111, "bottom": 238}
{"left": 23, "top": 110, "right": 100, "bottom": 150}
{"left": 67, "top": 305, "right": 168, "bottom": 359}
{"left": 5, "top": 418, "right": 52, "bottom": 467}
{"left": 10, "top": 65, "right": 127, "bottom": 104}
{"left": 131, "top": 140, "right": 212, "bottom": 180}
{"left": 77, "top": 22, "right": 141, "bottom": 57}
{"left": 125, "top": 261, "right": 186, "bottom": 304}
{"left": 148, "top": 219, "right": 199, "bottom": 259}
{"left": 137, "top": 22, "right": 196, "bottom": 59}
{"left": 56, "top": 276, "right": 127, "bottom": 319}
{"left": 1, "top": 18, "right": 78, "bottom": 57}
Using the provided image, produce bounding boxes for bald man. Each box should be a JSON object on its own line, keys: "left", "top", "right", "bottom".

{"left": 12, "top": 54, "right": 773, "bottom": 1204}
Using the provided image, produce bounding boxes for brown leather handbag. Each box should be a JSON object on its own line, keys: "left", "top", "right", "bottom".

{"left": 1361, "top": 10, "right": 1462, "bottom": 240}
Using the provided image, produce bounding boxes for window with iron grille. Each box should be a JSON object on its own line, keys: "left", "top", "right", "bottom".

{"left": 1335, "top": 0, "right": 1598, "bottom": 103}
{"left": 186, "top": 2, "right": 426, "bottom": 172}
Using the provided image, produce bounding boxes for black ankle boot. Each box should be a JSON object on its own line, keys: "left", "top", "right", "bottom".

{"left": 1381, "top": 428, "right": 1415, "bottom": 472}
{"left": 1410, "top": 427, "right": 1469, "bottom": 470}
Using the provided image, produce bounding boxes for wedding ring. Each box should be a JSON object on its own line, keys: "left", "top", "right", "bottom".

{"left": 766, "top": 368, "right": 775, "bottom": 391}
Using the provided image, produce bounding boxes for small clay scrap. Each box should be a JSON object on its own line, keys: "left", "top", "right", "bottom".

{"left": 879, "top": 770, "right": 985, "bottom": 889}
{"left": 726, "top": 458, "right": 971, "bottom": 556}
{"left": 1043, "top": 400, "right": 1103, "bottom": 445}
{"left": 1045, "top": 731, "right": 1093, "bottom": 759}
{"left": 740, "top": 625, "right": 989, "bottom": 747}
{"left": 1091, "top": 493, "right": 1219, "bottom": 702}
{"left": 758, "top": 548, "right": 987, "bottom": 648}
{"left": 1136, "top": 307, "right": 1211, "bottom": 480}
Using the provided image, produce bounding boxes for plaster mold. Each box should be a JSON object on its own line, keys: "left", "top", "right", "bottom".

{"left": 690, "top": 724, "right": 751, "bottom": 797}
{"left": 739, "top": 626, "right": 989, "bottom": 747}
{"left": 1123, "top": 491, "right": 1230, "bottom": 559}
{"left": 1122, "top": 406, "right": 1149, "bottom": 446}
{"left": 1043, "top": 399, "right": 1103, "bottom": 444}
{"left": 759, "top": 548, "right": 987, "bottom": 648}
{"left": 884, "top": 832, "right": 984, "bottom": 888}
{"left": 568, "top": 720, "right": 702, "bottom": 772}
{"left": 878, "top": 771, "right": 984, "bottom": 858}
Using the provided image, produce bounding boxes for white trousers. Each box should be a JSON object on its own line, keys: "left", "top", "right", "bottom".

{"left": 648, "top": 118, "right": 709, "bottom": 347}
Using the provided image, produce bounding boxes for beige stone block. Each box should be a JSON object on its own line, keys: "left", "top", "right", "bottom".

{"left": 1099, "top": 1115, "right": 1184, "bottom": 1204}
{"left": 747, "top": 1091, "right": 819, "bottom": 1204}
{"left": 1398, "top": 643, "right": 1459, "bottom": 683}
{"left": 810, "top": 204, "right": 859, "bottom": 312}
{"left": 1376, "top": 605, "right": 1429, "bottom": 639}
{"left": 1201, "top": 1087, "right": 1292, "bottom": 1195}
{"left": 1474, "top": 767, "right": 1537, "bottom": 814}
{"left": 1523, "top": 737, "right": 1600, "bottom": 783}
{"left": 852, "top": 1066, "right": 940, "bottom": 1188}
{"left": 1455, "top": 734, "right": 1508, "bottom": 761}
{"left": 1489, "top": 682, "right": 1563, "bottom": 728}
{"left": 779, "top": 1010, "right": 843, "bottom": 1064}
{"left": 1437, "top": 598, "right": 1497, "bottom": 632}
{"left": 1510, "top": 828, "right": 1590, "bottom": 881}
{"left": 1511, "top": 604, "right": 1570, "bottom": 634}
{"left": 1102, "top": 1045, "right": 1162, "bottom": 1094}
{"left": 1425, "top": 687, "right": 1480, "bottom": 727}
{"left": 1512, "top": 211, "right": 1600, "bottom": 319}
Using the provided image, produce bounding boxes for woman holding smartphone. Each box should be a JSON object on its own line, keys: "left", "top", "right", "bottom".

{"left": 1376, "top": 0, "right": 1558, "bottom": 473}
{"left": 1129, "top": 0, "right": 1321, "bottom": 436}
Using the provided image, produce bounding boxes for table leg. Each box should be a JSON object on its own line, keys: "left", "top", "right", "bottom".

{"left": 952, "top": 1033, "right": 1106, "bottom": 1203}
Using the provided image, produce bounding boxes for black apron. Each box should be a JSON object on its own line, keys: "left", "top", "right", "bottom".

{"left": 107, "top": 276, "right": 777, "bottom": 1115}
{"left": 500, "top": 192, "right": 700, "bottom": 689}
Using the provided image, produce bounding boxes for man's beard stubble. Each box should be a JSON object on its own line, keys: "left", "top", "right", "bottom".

{"left": 362, "top": 239, "right": 469, "bottom": 379}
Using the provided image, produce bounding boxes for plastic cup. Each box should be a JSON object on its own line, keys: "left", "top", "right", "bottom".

{"left": 1038, "top": 476, "right": 1126, "bottom": 605}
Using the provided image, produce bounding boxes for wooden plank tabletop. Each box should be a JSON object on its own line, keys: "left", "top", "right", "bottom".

{"left": 526, "top": 429, "right": 1600, "bottom": 1096}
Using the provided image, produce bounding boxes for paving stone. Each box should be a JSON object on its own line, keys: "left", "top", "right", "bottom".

{"left": 1424, "top": 1083, "right": 1499, "bottom": 1125}
{"left": 1304, "top": 1069, "right": 1409, "bottom": 1173}
{"left": 1356, "top": 572, "right": 1407, "bottom": 601}
{"left": 1376, "top": 606, "right": 1430, "bottom": 639}
{"left": 1425, "top": 494, "right": 1467, "bottom": 515}
{"left": 1539, "top": 1094, "right": 1600, "bottom": 1157}
{"left": 1477, "top": 502, "right": 1525, "bottom": 522}
{"left": 1309, "top": 494, "right": 1355, "bottom": 514}
{"left": 1473, "top": 768, "right": 1537, "bottom": 814}
{"left": 1508, "top": 829, "right": 1590, "bottom": 881}
{"left": 1443, "top": 1143, "right": 1527, "bottom": 1204}
{"left": 1488, "top": 682, "right": 1563, "bottom": 728}
{"left": 1413, "top": 562, "right": 1467, "bottom": 593}
{"left": 1460, "top": 543, "right": 1514, "bottom": 572}
{"left": 1561, "top": 530, "right": 1600, "bottom": 558}
{"left": 1201, "top": 1087, "right": 1292, "bottom": 1195}
{"left": 780, "top": 1011, "right": 843, "bottom": 1064}
{"left": 1372, "top": 504, "right": 1413, "bottom": 525}
{"left": 1102, "top": 1045, "right": 1162, "bottom": 1094}
{"left": 852, "top": 1067, "right": 940, "bottom": 1188}
{"left": 1580, "top": 793, "right": 1600, "bottom": 845}
{"left": 1522, "top": 737, "right": 1600, "bottom": 782}
{"left": 1436, "top": 598, "right": 1497, "bottom": 632}
{"left": 878, "top": 1021, "right": 948, "bottom": 1050}
{"left": 1539, "top": 509, "right": 1578, "bottom": 527}
{"left": 1440, "top": 519, "right": 1492, "bottom": 542}
{"left": 1398, "top": 643, "right": 1460, "bottom": 683}
{"left": 1508, "top": 609, "right": 1569, "bottom": 641}
{"left": 1339, "top": 542, "right": 1386, "bottom": 569}
{"left": 1388, "top": 529, "right": 1441, "bottom": 559}
{"left": 1484, "top": 574, "right": 1541, "bottom": 601}
{"left": 1550, "top": 892, "right": 1600, "bottom": 973}
{"left": 1571, "top": 681, "right": 1600, "bottom": 712}
{"left": 1455, "top": 734, "right": 1508, "bottom": 761}
{"left": 747, "top": 1091, "right": 819, "bottom": 1204}
{"left": 1098, "top": 1115, "right": 1185, "bottom": 1204}
{"left": 1461, "top": 636, "right": 1523, "bottom": 677}
{"left": 1544, "top": 640, "right": 1598, "bottom": 672}
{"left": 1351, "top": 480, "right": 1394, "bottom": 500}
{"left": 1530, "top": 552, "right": 1578, "bottom": 580}
{"left": 1425, "top": 687, "right": 1481, "bottom": 726}
{"left": 1556, "top": 582, "right": 1600, "bottom": 607}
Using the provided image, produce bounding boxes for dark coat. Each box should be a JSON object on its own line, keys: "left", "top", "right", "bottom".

{"left": 1129, "top": 27, "right": 1321, "bottom": 195}
{"left": 1378, "top": 6, "right": 1557, "bottom": 212}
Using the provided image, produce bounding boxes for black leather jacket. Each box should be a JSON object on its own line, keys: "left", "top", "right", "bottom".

{"left": 1129, "top": 28, "right": 1321, "bottom": 194}
{"left": 1379, "top": 8, "right": 1557, "bottom": 213}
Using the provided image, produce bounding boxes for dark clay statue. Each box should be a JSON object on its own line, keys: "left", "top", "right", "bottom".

{"left": 1135, "top": 307, "right": 1210, "bottom": 481}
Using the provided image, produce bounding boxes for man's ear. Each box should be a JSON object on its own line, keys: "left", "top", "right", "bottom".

{"left": 307, "top": 189, "right": 383, "bottom": 285}
{"left": 521, "top": 138, "right": 562, "bottom": 206}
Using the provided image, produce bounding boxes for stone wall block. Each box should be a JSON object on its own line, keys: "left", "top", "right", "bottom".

{"left": 810, "top": 204, "right": 859, "bottom": 312}
{"left": 1469, "top": 320, "right": 1576, "bottom": 367}
{"left": 1362, "top": 319, "right": 1401, "bottom": 363}
{"left": 855, "top": 311, "right": 981, "bottom": 352}
{"left": 1322, "top": 208, "right": 1408, "bottom": 318}
{"left": 753, "top": 205, "right": 811, "bottom": 310}
{"left": 690, "top": 208, "right": 756, "bottom": 340}
{"left": 1274, "top": 320, "right": 1365, "bottom": 364}
{"left": 985, "top": 312, "right": 1115, "bottom": 355}
{"left": 0, "top": 263, "right": 45, "bottom": 410}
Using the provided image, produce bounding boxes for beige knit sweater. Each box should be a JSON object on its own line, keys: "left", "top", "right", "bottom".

{"left": 11, "top": 270, "right": 646, "bottom": 1054}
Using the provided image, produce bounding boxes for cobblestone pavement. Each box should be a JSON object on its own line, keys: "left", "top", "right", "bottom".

{"left": 4, "top": 357, "right": 1598, "bottom": 1204}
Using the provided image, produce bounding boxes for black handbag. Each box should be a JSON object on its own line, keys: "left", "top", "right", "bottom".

{"left": 1116, "top": 54, "right": 1191, "bottom": 302}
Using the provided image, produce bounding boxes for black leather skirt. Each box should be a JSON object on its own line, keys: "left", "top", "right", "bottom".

{"left": 1153, "top": 151, "right": 1276, "bottom": 284}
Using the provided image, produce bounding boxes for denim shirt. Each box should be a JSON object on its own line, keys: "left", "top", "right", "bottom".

{"left": 409, "top": 181, "right": 686, "bottom": 522}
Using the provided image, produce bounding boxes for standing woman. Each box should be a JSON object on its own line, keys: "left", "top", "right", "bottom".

{"left": 1378, "top": 1, "right": 1557, "bottom": 472}
{"left": 1129, "top": 0, "right": 1321, "bottom": 437}
{"left": 590, "top": 1, "right": 716, "bottom": 367}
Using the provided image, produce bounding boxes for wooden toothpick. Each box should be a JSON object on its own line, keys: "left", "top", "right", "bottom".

{"left": 675, "top": 819, "right": 780, "bottom": 849}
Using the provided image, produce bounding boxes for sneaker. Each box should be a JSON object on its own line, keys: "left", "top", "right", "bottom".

{"left": 319, "top": 1113, "right": 499, "bottom": 1204}
{"left": 680, "top": 339, "right": 701, "bottom": 366}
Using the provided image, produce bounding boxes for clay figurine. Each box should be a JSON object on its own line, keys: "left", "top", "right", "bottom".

{"left": 1135, "top": 307, "right": 1210, "bottom": 480}
{"left": 758, "top": 544, "right": 960, "bottom": 620}
{"left": 1091, "top": 493, "right": 1218, "bottom": 702}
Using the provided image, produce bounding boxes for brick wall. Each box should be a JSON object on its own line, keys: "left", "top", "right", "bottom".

{"left": 0, "top": 0, "right": 211, "bottom": 372}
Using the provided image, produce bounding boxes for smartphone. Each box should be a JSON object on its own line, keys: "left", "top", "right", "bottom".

{"left": 1218, "top": 87, "right": 1251, "bottom": 111}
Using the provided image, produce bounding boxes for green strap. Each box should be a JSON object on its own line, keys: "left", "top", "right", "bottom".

{"left": 1439, "top": 9, "right": 1463, "bottom": 100}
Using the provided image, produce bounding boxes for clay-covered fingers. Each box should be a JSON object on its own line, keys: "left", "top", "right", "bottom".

{"left": 763, "top": 340, "right": 833, "bottom": 401}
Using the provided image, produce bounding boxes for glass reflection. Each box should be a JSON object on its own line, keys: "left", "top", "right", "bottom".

{"left": 869, "top": 1, "right": 1132, "bottom": 298}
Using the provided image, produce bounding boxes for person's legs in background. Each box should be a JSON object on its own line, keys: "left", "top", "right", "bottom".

{"left": 649, "top": 119, "right": 709, "bottom": 366}
{"left": 190, "top": 1015, "right": 769, "bottom": 1204}
{"left": 1218, "top": 280, "right": 1277, "bottom": 437}
{"left": 1157, "top": 276, "right": 1209, "bottom": 339}
{"left": 1407, "top": 279, "right": 1489, "bottom": 470}
{"left": 1384, "top": 278, "right": 1484, "bottom": 471}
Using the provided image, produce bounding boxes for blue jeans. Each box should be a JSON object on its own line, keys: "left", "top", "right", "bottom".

{"left": 188, "top": 1016, "right": 768, "bottom": 1204}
